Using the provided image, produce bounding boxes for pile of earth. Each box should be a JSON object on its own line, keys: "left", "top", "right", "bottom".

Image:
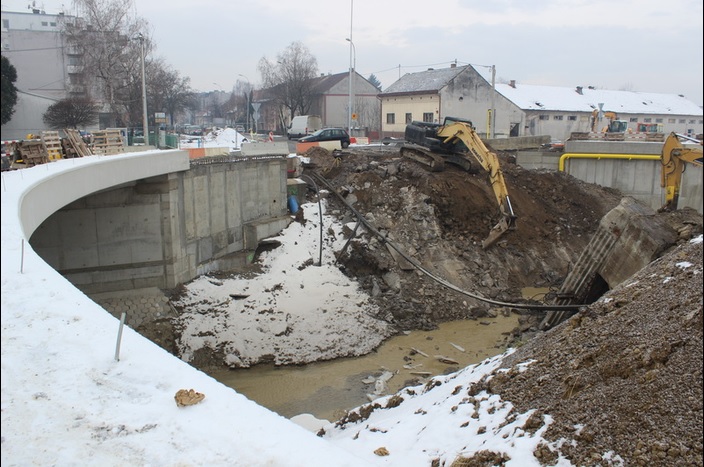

{"left": 298, "top": 144, "right": 701, "bottom": 336}
{"left": 302, "top": 144, "right": 702, "bottom": 466}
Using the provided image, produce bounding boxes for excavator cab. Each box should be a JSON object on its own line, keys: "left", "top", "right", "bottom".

{"left": 607, "top": 120, "right": 629, "bottom": 133}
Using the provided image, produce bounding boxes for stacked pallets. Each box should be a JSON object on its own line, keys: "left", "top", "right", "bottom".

{"left": 92, "top": 129, "right": 125, "bottom": 155}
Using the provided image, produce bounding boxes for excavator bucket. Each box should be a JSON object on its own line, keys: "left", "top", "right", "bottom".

{"left": 481, "top": 214, "right": 517, "bottom": 249}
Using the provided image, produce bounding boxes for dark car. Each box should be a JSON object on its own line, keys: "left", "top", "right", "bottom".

{"left": 298, "top": 128, "right": 350, "bottom": 148}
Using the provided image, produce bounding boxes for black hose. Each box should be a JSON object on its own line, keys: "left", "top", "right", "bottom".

{"left": 310, "top": 171, "right": 583, "bottom": 313}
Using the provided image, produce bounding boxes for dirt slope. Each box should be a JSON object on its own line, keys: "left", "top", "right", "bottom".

{"left": 303, "top": 145, "right": 703, "bottom": 465}
{"left": 301, "top": 145, "right": 698, "bottom": 332}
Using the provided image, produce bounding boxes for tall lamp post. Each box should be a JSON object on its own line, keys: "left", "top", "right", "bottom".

{"left": 346, "top": 37, "right": 356, "bottom": 136}
{"left": 238, "top": 74, "right": 251, "bottom": 132}
{"left": 137, "top": 33, "right": 148, "bottom": 145}
{"left": 347, "top": 0, "right": 354, "bottom": 135}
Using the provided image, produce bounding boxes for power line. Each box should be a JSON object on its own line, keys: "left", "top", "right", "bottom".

{"left": 3, "top": 45, "right": 65, "bottom": 52}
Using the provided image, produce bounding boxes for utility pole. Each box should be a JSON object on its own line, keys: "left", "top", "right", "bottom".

{"left": 490, "top": 65, "right": 496, "bottom": 139}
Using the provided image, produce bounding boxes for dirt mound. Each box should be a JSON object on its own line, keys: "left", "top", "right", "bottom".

{"left": 305, "top": 145, "right": 702, "bottom": 465}
{"left": 487, "top": 236, "right": 703, "bottom": 466}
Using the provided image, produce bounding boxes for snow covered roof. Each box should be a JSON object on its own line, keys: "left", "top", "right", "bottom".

{"left": 382, "top": 66, "right": 467, "bottom": 94}
{"left": 495, "top": 83, "right": 703, "bottom": 116}
{"left": 381, "top": 65, "right": 702, "bottom": 117}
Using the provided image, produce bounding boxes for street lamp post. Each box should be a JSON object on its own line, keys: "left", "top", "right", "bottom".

{"left": 347, "top": 0, "right": 354, "bottom": 135}
{"left": 137, "top": 33, "right": 148, "bottom": 145}
{"left": 346, "top": 38, "right": 356, "bottom": 136}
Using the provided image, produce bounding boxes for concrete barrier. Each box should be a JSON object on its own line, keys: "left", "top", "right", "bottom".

{"left": 296, "top": 140, "right": 342, "bottom": 154}
{"left": 186, "top": 146, "right": 230, "bottom": 159}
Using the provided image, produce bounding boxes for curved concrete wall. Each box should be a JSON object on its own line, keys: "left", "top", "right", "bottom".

{"left": 19, "top": 150, "right": 190, "bottom": 238}
{"left": 28, "top": 152, "right": 291, "bottom": 295}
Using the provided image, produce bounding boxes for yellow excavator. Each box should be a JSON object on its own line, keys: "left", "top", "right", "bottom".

{"left": 660, "top": 132, "right": 703, "bottom": 211}
{"left": 402, "top": 117, "right": 516, "bottom": 248}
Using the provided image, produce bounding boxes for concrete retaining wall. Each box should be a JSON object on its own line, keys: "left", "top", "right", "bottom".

{"left": 31, "top": 156, "right": 291, "bottom": 295}
{"left": 516, "top": 140, "right": 703, "bottom": 214}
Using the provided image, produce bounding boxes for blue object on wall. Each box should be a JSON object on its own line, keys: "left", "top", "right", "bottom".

{"left": 288, "top": 194, "right": 299, "bottom": 214}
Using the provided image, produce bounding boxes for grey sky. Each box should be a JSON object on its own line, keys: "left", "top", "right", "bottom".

{"left": 5, "top": 0, "right": 703, "bottom": 106}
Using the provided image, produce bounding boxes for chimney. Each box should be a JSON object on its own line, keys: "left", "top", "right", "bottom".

{"left": 450, "top": 63, "right": 456, "bottom": 68}
{"left": 509, "top": 80, "right": 516, "bottom": 88}
{"left": 576, "top": 86, "right": 583, "bottom": 95}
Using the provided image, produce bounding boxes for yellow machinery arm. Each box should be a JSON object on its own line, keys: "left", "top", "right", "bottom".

{"left": 660, "top": 132, "right": 703, "bottom": 211}
{"left": 436, "top": 122, "right": 517, "bottom": 247}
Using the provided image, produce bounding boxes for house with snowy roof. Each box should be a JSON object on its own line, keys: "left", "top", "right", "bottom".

{"left": 379, "top": 64, "right": 703, "bottom": 142}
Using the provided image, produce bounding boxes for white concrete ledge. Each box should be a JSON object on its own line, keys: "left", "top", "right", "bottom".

{"left": 18, "top": 150, "right": 190, "bottom": 238}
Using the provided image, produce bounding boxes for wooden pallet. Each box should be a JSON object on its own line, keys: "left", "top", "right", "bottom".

{"left": 92, "top": 129, "right": 125, "bottom": 155}
{"left": 41, "top": 131, "right": 63, "bottom": 161}
{"left": 16, "top": 140, "right": 49, "bottom": 166}
{"left": 64, "top": 129, "right": 92, "bottom": 157}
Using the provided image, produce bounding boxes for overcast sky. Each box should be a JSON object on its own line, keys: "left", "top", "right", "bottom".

{"left": 5, "top": 0, "right": 704, "bottom": 106}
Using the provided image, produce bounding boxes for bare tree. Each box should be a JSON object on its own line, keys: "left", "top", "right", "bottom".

{"left": 62, "top": 0, "right": 149, "bottom": 127}
{"left": 42, "top": 97, "right": 99, "bottom": 129}
{"left": 147, "top": 59, "right": 196, "bottom": 129}
{"left": 354, "top": 96, "right": 379, "bottom": 135}
{"left": 258, "top": 41, "right": 318, "bottom": 122}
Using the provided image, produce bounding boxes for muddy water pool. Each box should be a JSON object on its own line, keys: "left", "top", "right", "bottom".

{"left": 210, "top": 314, "right": 518, "bottom": 422}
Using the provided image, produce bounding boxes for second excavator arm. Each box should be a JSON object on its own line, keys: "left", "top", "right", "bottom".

{"left": 660, "top": 132, "right": 703, "bottom": 211}
{"left": 436, "top": 122, "right": 517, "bottom": 248}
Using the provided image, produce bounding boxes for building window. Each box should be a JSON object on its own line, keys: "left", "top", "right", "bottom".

{"left": 41, "top": 21, "right": 48, "bottom": 26}
{"left": 423, "top": 112, "right": 433, "bottom": 123}
{"left": 2, "top": 20, "right": 9, "bottom": 29}
{"left": 689, "top": 119, "right": 696, "bottom": 124}
{"left": 568, "top": 116, "right": 577, "bottom": 121}
{"left": 668, "top": 118, "right": 676, "bottom": 123}
{"left": 50, "top": 22, "right": 57, "bottom": 27}
{"left": 386, "top": 113, "right": 395, "bottom": 124}
{"left": 644, "top": 118, "right": 652, "bottom": 123}
{"left": 553, "top": 115, "right": 563, "bottom": 121}
{"left": 405, "top": 113, "right": 412, "bottom": 124}
{"left": 679, "top": 119, "right": 686, "bottom": 124}
{"left": 656, "top": 118, "right": 663, "bottom": 123}
{"left": 630, "top": 117, "right": 638, "bottom": 122}
{"left": 539, "top": 115, "right": 549, "bottom": 120}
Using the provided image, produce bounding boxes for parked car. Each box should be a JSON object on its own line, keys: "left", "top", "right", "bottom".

{"left": 298, "top": 128, "right": 350, "bottom": 148}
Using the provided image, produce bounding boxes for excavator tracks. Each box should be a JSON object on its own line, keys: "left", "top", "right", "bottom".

{"left": 400, "top": 145, "right": 445, "bottom": 171}
{"left": 400, "top": 144, "right": 475, "bottom": 172}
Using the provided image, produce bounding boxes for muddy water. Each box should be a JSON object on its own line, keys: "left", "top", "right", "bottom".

{"left": 210, "top": 314, "right": 518, "bottom": 422}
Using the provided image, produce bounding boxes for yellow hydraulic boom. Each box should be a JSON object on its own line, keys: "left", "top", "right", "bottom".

{"left": 660, "top": 132, "right": 703, "bottom": 211}
{"left": 435, "top": 122, "right": 517, "bottom": 248}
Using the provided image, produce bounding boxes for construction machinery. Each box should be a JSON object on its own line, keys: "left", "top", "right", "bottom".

{"left": 636, "top": 122, "right": 664, "bottom": 134}
{"left": 660, "top": 132, "right": 703, "bottom": 211}
{"left": 603, "top": 111, "right": 629, "bottom": 133}
{"left": 401, "top": 117, "right": 517, "bottom": 248}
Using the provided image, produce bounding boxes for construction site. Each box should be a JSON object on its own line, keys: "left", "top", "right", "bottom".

{"left": 3, "top": 122, "right": 703, "bottom": 465}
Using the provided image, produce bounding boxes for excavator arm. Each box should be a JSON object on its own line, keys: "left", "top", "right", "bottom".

{"left": 660, "top": 132, "right": 703, "bottom": 211}
{"left": 436, "top": 122, "right": 517, "bottom": 247}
